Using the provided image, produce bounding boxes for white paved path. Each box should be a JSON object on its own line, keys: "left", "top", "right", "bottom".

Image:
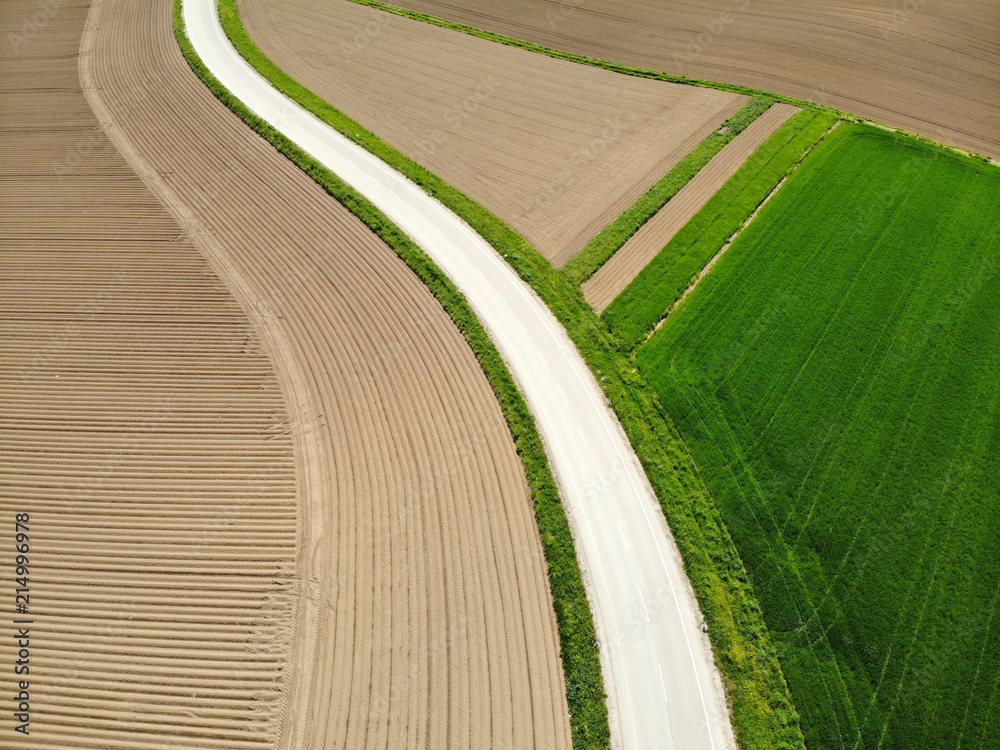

{"left": 183, "top": 2, "right": 735, "bottom": 747}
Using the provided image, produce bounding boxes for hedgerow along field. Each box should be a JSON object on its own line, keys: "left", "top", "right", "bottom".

{"left": 638, "top": 123, "right": 1000, "bottom": 749}
{"left": 603, "top": 108, "right": 837, "bottom": 349}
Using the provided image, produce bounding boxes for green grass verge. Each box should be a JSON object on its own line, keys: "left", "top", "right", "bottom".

{"left": 639, "top": 123, "right": 1000, "bottom": 750}
{"left": 200, "top": 1, "right": 809, "bottom": 746}
{"left": 563, "top": 95, "right": 774, "bottom": 285}
{"left": 603, "top": 109, "right": 838, "bottom": 349}
{"left": 180, "top": 1, "right": 608, "bottom": 746}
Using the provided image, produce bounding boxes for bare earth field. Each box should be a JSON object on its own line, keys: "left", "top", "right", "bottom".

{"left": 395, "top": 0, "right": 1000, "bottom": 161}
{"left": 237, "top": 0, "right": 746, "bottom": 266}
{"left": 1, "top": 2, "right": 297, "bottom": 747}
{"left": 2, "top": 0, "right": 571, "bottom": 748}
{"left": 584, "top": 102, "right": 799, "bottom": 312}
{"left": 87, "top": 1, "right": 572, "bottom": 748}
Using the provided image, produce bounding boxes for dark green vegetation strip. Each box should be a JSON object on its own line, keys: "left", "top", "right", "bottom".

{"left": 640, "top": 123, "right": 1000, "bottom": 750}
{"left": 563, "top": 96, "right": 774, "bottom": 285}
{"left": 604, "top": 109, "right": 837, "bottom": 349}
{"left": 180, "top": 1, "right": 613, "bottom": 745}
{"left": 207, "top": 2, "right": 808, "bottom": 747}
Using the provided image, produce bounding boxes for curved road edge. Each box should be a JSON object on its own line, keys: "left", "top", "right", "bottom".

{"left": 182, "top": 1, "right": 737, "bottom": 748}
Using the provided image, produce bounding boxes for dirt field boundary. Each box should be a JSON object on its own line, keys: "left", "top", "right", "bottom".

{"left": 206, "top": 1, "right": 807, "bottom": 746}
{"left": 563, "top": 96, "right": 774, "bottom": 285}
{"left": 175, "top": 2, "right": 610, "bottom": 746}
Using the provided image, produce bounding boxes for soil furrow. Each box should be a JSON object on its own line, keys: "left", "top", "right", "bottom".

{"left": 78, "top": 0, "right": 571, "bottom": 747}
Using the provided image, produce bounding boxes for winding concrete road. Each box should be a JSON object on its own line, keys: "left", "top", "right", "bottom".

{"left": 183, "top": 2, "right": 735, "bottom": 747}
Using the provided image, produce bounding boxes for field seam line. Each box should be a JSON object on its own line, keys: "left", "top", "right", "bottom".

{"left": 584, "top": 102, "right": 800, "bottom": 313}
{"left": 566, "top": 96, "right": 774, "bottom": 285}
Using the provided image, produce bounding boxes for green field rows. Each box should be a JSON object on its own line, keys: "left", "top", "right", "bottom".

{"left": 638, "top": 123, "right": 1000, "bottom": 749}
{"left": 603, "top": 109, "right": 837, "bottom": 349}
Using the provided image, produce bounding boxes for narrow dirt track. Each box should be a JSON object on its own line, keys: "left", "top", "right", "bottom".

{"left": 79, "top": 1, "right": 572, "bottom": 749}
{"left": 0, "top": 2, "right": 297, "bottom": 747}
{"left": 237, "top": 0, "right": 745, "bottom": 266}
{"left": 584, "top": 103, "right": 799, "bottom": 312}
{"left": 395, "top": 0, "right": 1000, "bottom": 161}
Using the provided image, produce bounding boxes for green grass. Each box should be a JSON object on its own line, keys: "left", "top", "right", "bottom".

{"left": 639, "top": 123, "right": 1000, "bottom": 750}
{"left": 603, "top": 109, "right": 837, "bottom": 349}
{"left": 563, "top": 96, "right": 775, "bottom": 285}
{"left": 189, "top": 2, "right": 810, "bottom": 747}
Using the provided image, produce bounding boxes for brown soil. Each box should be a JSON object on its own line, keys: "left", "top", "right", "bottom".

{"left": 583, "top": 103, "right": 799, "bottom": 312}
{"left": 394, "top": 0, "right": 1000, "bottom": 161}
{"left": 237, "top": 0, "right": 746, "bottom": 266}
{"left": 1, "top": 0, "right": 571, "bottom": 748}
{"left": 1, "top": 2, "right": 297, "bottom": 747}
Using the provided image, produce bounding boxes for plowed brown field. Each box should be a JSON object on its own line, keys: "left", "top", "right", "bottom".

{"left": 395, "top": 0, "right": 1000, "bottom": 161}
{"left": 583, "top": 102, "right": 799, "bottom": 311}
{"left": 237, "top": 0, "right": 745, "bottom": 266}
{"left": 1, "top": 2, "right": 297, "bottom": 747}
{"left": 2, "top": 0, "right": 570, "bottom": 748}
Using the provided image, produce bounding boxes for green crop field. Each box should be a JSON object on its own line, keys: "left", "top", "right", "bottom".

{"left": 603, "top": 109, "right": 837, "bottom": 349}
{"left": 637, "top": 124, "right": 1000, "bottom": 749}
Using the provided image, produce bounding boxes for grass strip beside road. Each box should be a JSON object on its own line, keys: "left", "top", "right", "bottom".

{"left": 603, "top": 109, "right": 837, "bottom": 349}
{"left": 563, "top": 96, "right": 774, "bottom": 285}
{"left": 199, "top": 2, "right": 808, "bottom": 746}
{"left": 179, "top": 2, "right": 608, "bottom": 746}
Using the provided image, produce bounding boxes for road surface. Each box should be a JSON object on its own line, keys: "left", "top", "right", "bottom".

{"left": 183, "top": 1, "right": 736, "bottom": 747}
